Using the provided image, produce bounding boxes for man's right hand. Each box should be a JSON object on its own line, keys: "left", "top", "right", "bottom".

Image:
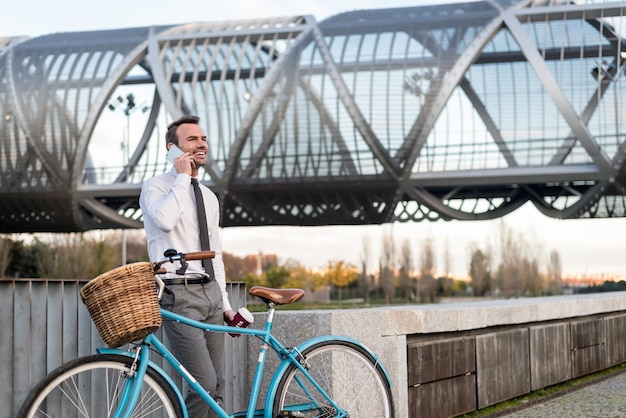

{"left": 173, "top": 152, "right": 195, "bottom": 176}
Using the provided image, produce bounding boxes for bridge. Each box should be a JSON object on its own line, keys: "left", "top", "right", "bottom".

{"left": 1, "top": 0, "right": 626, "bottom": 233}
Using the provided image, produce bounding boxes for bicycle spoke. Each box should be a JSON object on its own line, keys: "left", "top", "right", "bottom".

{"left": 18, "top": 355, "right": 182, "bottom": 418}
{"left": 273, "top": 340, "right": 393, "bottom": 417}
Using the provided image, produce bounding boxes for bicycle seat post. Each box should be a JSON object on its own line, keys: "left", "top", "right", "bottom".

{"left": 264, "top": 302, "right": 277, "bottom": 335}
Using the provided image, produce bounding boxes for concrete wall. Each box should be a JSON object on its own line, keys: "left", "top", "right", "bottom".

{"left": 249, "top": 292, "right": 626, "bottom": 418}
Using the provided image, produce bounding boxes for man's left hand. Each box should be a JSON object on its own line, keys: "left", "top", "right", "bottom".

{"left": 224, "top": 310, "right": 236, "bottom": 323}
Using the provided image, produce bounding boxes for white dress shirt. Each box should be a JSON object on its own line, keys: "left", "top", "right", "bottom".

{"left": 139, "top": 168, "right": 232, "bottom": 312}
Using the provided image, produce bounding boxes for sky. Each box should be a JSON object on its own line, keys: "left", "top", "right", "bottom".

{"left": 3, "top": 0, "right": 626, "bottom": 278}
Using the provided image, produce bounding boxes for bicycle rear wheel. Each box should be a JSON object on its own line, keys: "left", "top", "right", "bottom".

{"left": 272, "top": 340, "right": 394, "bottom": 417}
{"left": 17, "top": 353, "right": 183, "bottom": 418}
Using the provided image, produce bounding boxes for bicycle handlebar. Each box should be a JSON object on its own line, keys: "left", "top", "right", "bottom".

{"left": 175, "top": 250, "right": 215, "bottom": 261}
{"left": 153, "top": 250, "right": 215, "bottom": 273}
{"left": 152, "top": 249, "right": 216, "bottom": 299}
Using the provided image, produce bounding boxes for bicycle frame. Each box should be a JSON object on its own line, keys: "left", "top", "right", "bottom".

{"left": 97, "top": 305, "right": 383, "bottom": 418}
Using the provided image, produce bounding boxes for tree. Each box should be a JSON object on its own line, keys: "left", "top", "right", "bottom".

{"left": 223, "top": 252, "right": 260, "bottom": 281}
{"left": 6, "top": 239, "right": 40, "bottom": 278}
{"left": 492, "top": 220, "right": 550, "bottom": 298}
{"left": 120, "top": 230, "right": 149, "bottom": 263}
{"left": 493, "top": 220, "right": 522, "bottom": 297}
{"left": 324, "top": 260, "right": 358, "bottom": 302}
{"left": 241, "top": 271, "right": 264, "bottom": 289}
{"left": 521, "top": 228, "right": 544, "bottom": 297}
{"left": 451, "top": 278, "right": 468, "bottom": 295}
{"left": 359, "top": 234, "right": 373, "bottom": 303}
{"left": 419, "top": 237, "right": 437, "bottom": 303}
{"left": 379, "top": 228, "right": 396, "bottom": 304}
{"left": 398, "top": 239, "right": 414, "bottom": 301}
{"left": 442, "top": 236, "right": 451, "bottom": 278}
{"left": 223, "top": 251, "right": 278, "bottom": 282}
{"left": 439, "top": 237, "right": 454, "bottom": 297}
{"left": 437, "top": 276, "right": 454, "bottom": 298}
{"left": 521, "top": 256, "right": 542, "bottom": 297}
{"left": 263, "top": 265, "right": 291, "bottom": 288}
{"left": 469, "top": 245, "right": 490, "bottom": 296}
{"left": 284, "top": 266, "right": 308, "bottom": 289}
{"left": 546, "top": 249, "right": 563, "bottom": 295}
{"left": 35, "top": 233, "right": 120, "bottom": 280}
{"left": 0, "top": 235, "right": 12, "bottom": 277}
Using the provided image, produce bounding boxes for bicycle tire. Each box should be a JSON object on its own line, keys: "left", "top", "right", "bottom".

{"left": 17, "top": 353, "right": 184, "bottom": 418}
{"left": 272, "top": 339, "right": 394, "bottom": 417}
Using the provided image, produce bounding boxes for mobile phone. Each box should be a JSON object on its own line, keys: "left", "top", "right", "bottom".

{"left": 166, "top": 144, "right": 184, "bottom": 163}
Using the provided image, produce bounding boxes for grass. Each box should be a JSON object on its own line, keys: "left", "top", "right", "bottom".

{"left": 458, "top": 362, "right": 626, "bottom": 417}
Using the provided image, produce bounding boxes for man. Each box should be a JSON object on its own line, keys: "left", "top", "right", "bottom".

{"left": 139, "top": 114, "right": 236, "bottom": 417}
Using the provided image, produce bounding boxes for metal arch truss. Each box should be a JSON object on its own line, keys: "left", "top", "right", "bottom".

{"left": 2, "top": 1, "right": 626, "bottom": 233}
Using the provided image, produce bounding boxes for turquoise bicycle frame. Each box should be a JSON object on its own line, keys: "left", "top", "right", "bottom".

{"left": 98, "top": 307, "right": 393, "bottom": 418}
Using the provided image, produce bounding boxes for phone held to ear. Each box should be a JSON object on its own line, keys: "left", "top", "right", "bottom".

{"left": 166, "top": 145, "right": 184, "bottom": 163}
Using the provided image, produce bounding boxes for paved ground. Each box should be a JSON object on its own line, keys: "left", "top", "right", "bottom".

{"left": 498, "top": 370, "right": 626, "bottom": 417}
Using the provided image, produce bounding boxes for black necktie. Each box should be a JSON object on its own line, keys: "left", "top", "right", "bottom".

{"left": 191, "top": 178, "right": 215, "bottom": 278}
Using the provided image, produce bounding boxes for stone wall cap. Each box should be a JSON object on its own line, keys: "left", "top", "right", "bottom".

{"left": 259, "top": 291, "right": 626, "bottom": 335}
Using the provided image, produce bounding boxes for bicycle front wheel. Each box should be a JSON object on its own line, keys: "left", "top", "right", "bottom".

{"left": 18, "top": 354, "right": 183, "bottom": 418}
{"left": 272, "top": 340, "right": 394, "bottom": 417}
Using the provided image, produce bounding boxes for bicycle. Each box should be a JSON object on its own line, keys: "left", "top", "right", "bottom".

{"left": 18, "top": 249, "right": 394, "bottom": 418}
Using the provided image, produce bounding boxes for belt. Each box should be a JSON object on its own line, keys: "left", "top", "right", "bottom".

{"left": 162, "top": 277, "right": 214, "bottom": 286}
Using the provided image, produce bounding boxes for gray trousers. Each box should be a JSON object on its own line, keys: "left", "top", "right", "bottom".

{"left": 161, "top": 280, "right": 225, "bottom": 418}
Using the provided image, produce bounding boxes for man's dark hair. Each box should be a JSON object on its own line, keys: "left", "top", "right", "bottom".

{"left": 165, "top": 115, "right": 200, "bottom": 147}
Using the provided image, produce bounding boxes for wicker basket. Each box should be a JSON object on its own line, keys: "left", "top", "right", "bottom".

{"left": 80, "top": 262, "right": 162, "bottom": 348}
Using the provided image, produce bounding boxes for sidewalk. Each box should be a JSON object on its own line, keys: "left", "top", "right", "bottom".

{"left": 499, "top": 370, "right": 626, "bottom": 417}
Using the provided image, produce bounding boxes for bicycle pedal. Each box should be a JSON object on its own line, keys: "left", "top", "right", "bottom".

{"left": 276, "top": 412, "right": 304, "bottom": 417}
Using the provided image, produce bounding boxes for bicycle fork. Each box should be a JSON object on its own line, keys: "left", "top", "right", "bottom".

{"left": 283, "top": 348, "right": 349, "bottom": 418}
{"left": 113, "top": 345, "right": 151, "bottom": 418}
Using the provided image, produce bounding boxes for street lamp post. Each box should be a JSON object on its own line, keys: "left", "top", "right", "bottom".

{"left": 108, "top": 93, "right": 136, "bottom": 265}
